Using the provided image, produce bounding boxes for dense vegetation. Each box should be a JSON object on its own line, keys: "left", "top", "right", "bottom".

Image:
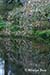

{"left": 0, "top": 0, "right": 50, "bottom": 75}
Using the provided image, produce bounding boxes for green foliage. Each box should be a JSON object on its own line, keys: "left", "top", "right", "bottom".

{"left": 10, "top": 25, "right": 20, "bottom": 32}
{"left": 0, "top": 20, "right": 6, "bottom": 31}
{"left": 0, "top": 1, "right": 50, "bottom": 75}
{"left": 17, "top": 0, "right": 23, "bottom": 7}
{"left": 33, "top": 29, "right": 50, "bottom": 44}
{"left": 35, "top": 30, "right": 50, "bottom": 38}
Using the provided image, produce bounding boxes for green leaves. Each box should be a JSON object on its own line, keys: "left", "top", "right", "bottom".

{"left": 10, "top": 25, "right": 20, "bottom": 32}
{"left": 34, "top": 30, "right": 50, "bottom": 38}
{"left": 33, "top": 29, "right": 50, "bottom": 44}
{"left": 0, "top": 20, "right": 6, "bottom": 31}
